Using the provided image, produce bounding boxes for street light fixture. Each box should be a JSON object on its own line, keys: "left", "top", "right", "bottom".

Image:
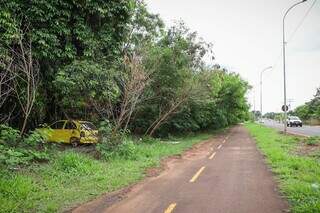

{"left": 260, "top": 66, "right": 272, "bottom": 121}
{"left": 282, "top": 0, "right": 308, "bottom": 134}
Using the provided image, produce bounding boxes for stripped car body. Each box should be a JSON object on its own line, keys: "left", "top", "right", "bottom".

{"left": 38, "top": 120, "right": 98, "bottom": 146}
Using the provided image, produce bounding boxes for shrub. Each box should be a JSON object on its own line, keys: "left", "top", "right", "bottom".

{"left": 0, "top": 125, "right": 21, "bottom": 146}
{"left": 95, "top": 120, "right": 138, "bottom": 160}
{"left": 0, "top": 147, "right": 26, "bottom": 167}
{"left": 0, "top": 147, "right": 49, "bottom": 167}
{"left": 96, "top": 137, "right": 137, "bottom": 160}
{"left": 96, "top": 133, "right": 124, "bottom": 160}
{"left": 54, "top": 151, "right": 97, "bottom": 174}
{"left": 0, "top": 125, "right": 50, "bottom": 167}
{"left": 305, "top": 137, "right": 320, "bottom": 146}
{"left": 115, "top": 140, "right": 137, "bottom": 160}
{"left": 24, "top": 129, "right": 49, "bottom": 147}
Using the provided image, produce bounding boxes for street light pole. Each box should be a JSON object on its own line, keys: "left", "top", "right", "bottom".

{"left": 282, "top": 0, "right": 307, "bottom": 134}
{"left": 260, "top": 66, "right": 272, "bottom": 121}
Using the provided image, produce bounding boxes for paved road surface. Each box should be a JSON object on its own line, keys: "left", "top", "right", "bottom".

{"left": 74, "top": 126, "right": 288, "bottom": 213}
{"left": 262, "top": 119, "right": 320, "bottom": 137}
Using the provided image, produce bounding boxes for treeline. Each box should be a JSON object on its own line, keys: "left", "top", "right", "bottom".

{"left": 0, "top": 0, "right": 250, "bottom": 137}
{"left": 294, "top": 88, "right": 320, "bottom": 123}
{"left": 264, "top": 87, "right": 320, "bottom": 124}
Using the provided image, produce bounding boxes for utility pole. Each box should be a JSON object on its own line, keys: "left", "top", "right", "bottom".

{"left": 282, "top": 0, "right": 307, "bottom": 134}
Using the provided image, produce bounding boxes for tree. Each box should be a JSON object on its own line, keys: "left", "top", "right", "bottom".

{"left": 10, "top": 30, "right": 39, "bottom": 135}
{"left": 123, "top": 0, "right": 164, "bottom": 53}
{"left": 130, "top": 22, "right": 214, "bottom": 136}
{"left": 0, "top": 0, "right": 251, "bottom": 140}
{"left": 294, "top": 87, "right": 320, "bottom": 120}
{"left": 53, "top": 60, "right": 120, "bottom": 119}
{"left": 1, "top": 0, "right": 135, "bottom": 128}
{"left": 0, "top": 54, "right": 14, "bottom": 110}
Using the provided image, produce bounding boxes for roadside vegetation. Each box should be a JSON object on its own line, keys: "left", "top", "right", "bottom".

{"left": 0, "top": 132, "right": 213, "bottom": 212}
{"left": 294, "top": 88, "right": 320, "bottom": 125}
{"left": 246, "top": 123, "right": 320, "bottom": 213}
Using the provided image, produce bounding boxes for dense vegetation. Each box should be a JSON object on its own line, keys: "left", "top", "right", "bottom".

{"left": 1, "top": 0, "right": 249, "bottom": 136}
{"left": 246, "top": 123, "right": 320, "bottom": 212}
{"left": 0, "top": 132, "right": 214, "bottom": 212}
{"left": 294, "top": 88, "right": 320, "bottom": 123}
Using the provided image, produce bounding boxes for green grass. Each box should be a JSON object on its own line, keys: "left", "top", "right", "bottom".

{"left": 305, "top": 136, "right": 320, "bottom": 146}
{"left": 245, "top": 123, "right": 320, "bottom": 213}
{"left": 0, "top": 132, "right": 212, "bottom": 213}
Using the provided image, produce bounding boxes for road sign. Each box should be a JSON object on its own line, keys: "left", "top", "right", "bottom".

{"left": 282, "top": 105, "right": 289, "bottom": 112}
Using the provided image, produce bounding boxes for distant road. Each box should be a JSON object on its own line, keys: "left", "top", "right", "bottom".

{"left": 262, "top": 119, "right": 320, "bottom": 137}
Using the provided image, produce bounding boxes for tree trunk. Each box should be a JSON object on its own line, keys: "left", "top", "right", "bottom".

{"left": 20, "top": 115, "right": 28, "bottom": 136}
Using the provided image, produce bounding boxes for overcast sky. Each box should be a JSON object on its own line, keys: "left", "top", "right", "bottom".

{"left": 145, "top": 0, "right": 320, "bottom": 113}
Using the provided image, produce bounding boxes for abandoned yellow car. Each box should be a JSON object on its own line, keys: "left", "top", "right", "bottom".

{"left": 39, "top": 120, "right": 99, "bottom": 146}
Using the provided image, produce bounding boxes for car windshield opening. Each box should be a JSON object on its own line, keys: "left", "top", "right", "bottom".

{"left": 80, "top": 122, "right": 97, "bottom": 130}
{"left": 290, "top": 116, "right": 299, "bottom": 120}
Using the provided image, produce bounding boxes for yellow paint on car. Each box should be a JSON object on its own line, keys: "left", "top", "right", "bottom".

{"left": 38, "top": 120, "right": 98, "bottom": 145}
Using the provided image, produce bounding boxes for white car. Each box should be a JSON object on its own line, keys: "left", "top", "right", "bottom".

{"left": 287, "top": 116, "right": 303, "bottom": 127}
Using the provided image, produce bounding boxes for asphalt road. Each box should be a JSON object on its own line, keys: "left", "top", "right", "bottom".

{"left": 262, "top": 119, "right": 320, "bottom": 137}
{"left": 74, "top": 126, "right": 288, "bottom": 213}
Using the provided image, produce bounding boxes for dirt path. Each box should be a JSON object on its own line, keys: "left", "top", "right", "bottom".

{"left": 73, "top": 125, "right": 288, "bottom": 213}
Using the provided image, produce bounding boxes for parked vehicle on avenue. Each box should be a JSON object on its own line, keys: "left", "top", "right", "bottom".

{"left": 287, "top": 116, "right": 303, "bottom": 127}
{"left": 38, "top": 120, "right": 98, "bottom": 146}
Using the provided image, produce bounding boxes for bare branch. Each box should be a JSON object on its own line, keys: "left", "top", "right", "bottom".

{"left": 6, "top": 26, "right": 39, "bottom": 135}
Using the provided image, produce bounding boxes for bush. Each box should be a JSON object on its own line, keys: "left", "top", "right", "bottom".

{"left": 116, "top": 140, "right": 137, "bottom": 160}
{"left": 24, "top": 129, "right": 49, "bottom": 147}
{"left": 54, "top": 151, "right": 97, "bottom": 174}
{"left": 0, "top": 147, "right": 26, "bottom": 167}
{"left": 95, "top": 120, "right": 138, "bottom": 160}
{"left": 0, "top": 125, "right": 50, "bottom": 168}
{"left": 96, "top": 137, "right": 137, "bottom": 160}
{"left": 0, "top": 125, "right": 20, "bottom": 146}
{"left": 0, "top": 146, "right": 49, "bottom": 167}
{"left": 305, "top": 137, "right": 320, "bottom": 146}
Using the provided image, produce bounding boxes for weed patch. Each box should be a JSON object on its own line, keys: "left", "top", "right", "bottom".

{"left": 305, "top": 137, "right": 320, "bottom": 146}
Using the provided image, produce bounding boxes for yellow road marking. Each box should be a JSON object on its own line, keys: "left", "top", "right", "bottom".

{"left": 189, "top": 166, "right": 205, "bottom": 183}
{"left": 209, "top": 152, "right": 216, "bottom": 159}
{"left": 164, "top": 203, "right": 177, "bottom": 213}
{"left": 217, "top": 144, "right": 222, "bottom": 149}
